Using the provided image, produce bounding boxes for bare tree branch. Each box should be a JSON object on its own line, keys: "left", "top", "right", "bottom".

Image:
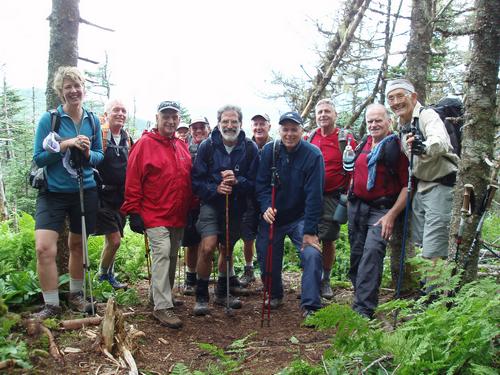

{"left": 434, "top": 27, "right": 475, "bottom": 37}
{"left": 79, "top": 17, "right": 115, "bottom": 32}
{"left": 78, "top": 56, "right": 99, "bottom": 64}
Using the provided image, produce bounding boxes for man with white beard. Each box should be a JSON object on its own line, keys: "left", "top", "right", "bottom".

{"left": 191, "top": 105, "right": 259, "bottom": 316}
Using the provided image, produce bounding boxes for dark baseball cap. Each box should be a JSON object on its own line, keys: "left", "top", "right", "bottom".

{"left": 279, "top": 111, "right": 303, "bottom": 126}
{"left": 157, "top": 101, "right": 180, "bottom": 113}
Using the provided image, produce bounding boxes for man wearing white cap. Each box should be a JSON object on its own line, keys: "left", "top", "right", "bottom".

{"left": 122, "top": 100, "right": 192, "bottom": 329}
{"left": 182, "top": 116, "right": 210, "bottom": 295}
{"left": 176, "top": 123, "right": 189, "bottom": 143}
{"left": 239, "top": 113, "right": 273, "bottom": 287}
{"left": 386, "top": 79, "right": 459, "bottom": 271}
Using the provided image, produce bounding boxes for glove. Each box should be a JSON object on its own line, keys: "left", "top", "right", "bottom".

{"left": 411, "top": 135, "right": 427, "bottom": 155}
{"left": 129, "top": 213, "right": 145, "bottom": 234}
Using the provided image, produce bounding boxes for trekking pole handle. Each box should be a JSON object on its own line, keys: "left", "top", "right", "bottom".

{"left": 462, "top": 184, "right": 474, "bottom": 215}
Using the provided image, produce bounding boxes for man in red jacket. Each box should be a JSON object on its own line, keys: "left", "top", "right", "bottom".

{"left": 122, "top": 101, "right": 192, "bottom": 329}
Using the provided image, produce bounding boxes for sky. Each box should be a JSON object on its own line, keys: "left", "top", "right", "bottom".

{"left": 0, "top": 0, "right": 344, "bottom": 132}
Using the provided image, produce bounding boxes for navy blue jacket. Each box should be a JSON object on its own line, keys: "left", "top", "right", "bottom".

{"left": 191, "top": 127, "right": 259, "bottom": 212}
{"left": 256, "top": 140, "right": 324, "bottom": 235}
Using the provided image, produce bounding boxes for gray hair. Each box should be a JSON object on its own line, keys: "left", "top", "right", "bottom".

{"left": 315, "top": 98, "right": 337, "bottom": 113}
{"left": 105, "top": 98, "right": 127, "bottom": 114}
{"left": 217, "top": 104, "right": 243, "bottom": 124}
{"left": 365, "top": 103, "right": 391, "bottom": 119}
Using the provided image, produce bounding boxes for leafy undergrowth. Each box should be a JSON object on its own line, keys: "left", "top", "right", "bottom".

{"left": 283, "top": 277, "right": 499, "bottom": 374}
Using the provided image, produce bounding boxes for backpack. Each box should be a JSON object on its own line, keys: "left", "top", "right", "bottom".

{"left": 353, "top": 134, "right": 401, "bottom": 180}
{"left": 430, "top": 97, "right": 464, "bottom": 157}
{"left": 410, "top": 98, "right": 464, "bottom": 157}
{"left": 101, "top": 124, "right": 133, "bottom": 153}
{"left": 29, "top": 109, "right": 97, "bottom": 189}
{"left": 306, "top": 127, "right": 352, "bottom": 155}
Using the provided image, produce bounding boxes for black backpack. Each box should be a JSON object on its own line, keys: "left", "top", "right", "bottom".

{"left": 430, "top": 97, "right": 464, "bottom": 157}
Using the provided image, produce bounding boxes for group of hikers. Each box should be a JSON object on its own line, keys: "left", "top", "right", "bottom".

{"left": 31, "top": 66, "right": 459, "bottom": 329}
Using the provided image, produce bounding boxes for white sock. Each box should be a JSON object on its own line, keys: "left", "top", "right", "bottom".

{"left": 246, "top": 262, "right": 253, "bottom": 267}
{"left": 70, "top": 278, "right": 84, "bottom": 293}
{"left": 43, "top": 290, "right": 60, "bottom": 306}
{"left": 187, "top": 267, "right": 196, "bottom": 273}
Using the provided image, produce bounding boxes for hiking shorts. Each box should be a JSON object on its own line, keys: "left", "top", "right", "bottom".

{"left": 240, "top": 198, "right": 259, "bottom": 241}
{"left": 411, "top": 184, "right": 453, "bottom": 258}
{"left": 196, "top": 203, "right": 241, "bottom": 247}
{"left": 318, "top": 192, "right": 341, "bottom": 242}
{"left": 95, "top": 206, "right": 126, "bottom": 236}
{"left": 35, "top": 188, "right": 98, "bottom": 235}
{"left": 182, "top": 208, "right": 201, "bottom": 247}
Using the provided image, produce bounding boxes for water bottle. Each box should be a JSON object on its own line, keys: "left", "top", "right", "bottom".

{"left": 333, "top": 194, "right": 348, "bottom": 224}
{"left": 343, "top": 141, "right": 355, "bottom": 172}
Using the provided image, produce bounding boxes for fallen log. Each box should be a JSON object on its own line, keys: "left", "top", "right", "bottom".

{"left": 40, "top": 324, "right": 64, "bottom": 363}
{"left": 60, "top": 311, "right": 136, "bottom": 330}
{"left": 0, "top": 359, "right": 19, "bottom": 370}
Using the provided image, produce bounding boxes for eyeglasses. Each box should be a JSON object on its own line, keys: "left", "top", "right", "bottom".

{"left": 387, "top": 93, "right": 411, "bottom": 103}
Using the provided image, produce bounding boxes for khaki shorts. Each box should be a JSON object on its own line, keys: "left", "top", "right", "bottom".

{"left": 318, "top": 193, "right": 341, "bottom": 242}
{"left": 411, "top": 184, "right": 453, "bottom": 258}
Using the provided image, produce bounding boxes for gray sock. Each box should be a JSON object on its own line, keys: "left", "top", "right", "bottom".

{"left": 70, "top": 278, "right": 84, "bottom": 293}
{"left": 43, "top": 290, "right": 60, "bottom": 306}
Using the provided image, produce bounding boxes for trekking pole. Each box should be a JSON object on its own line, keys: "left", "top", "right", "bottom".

{"left": 144, "top": 233, "right": 152, "bottom": 285}
{"left": 177, "top": 246, "right": 183, "bottom": 293}
{"left": 225, "top": 193, "right": 234, "bottom": 316}
{"left": 395, "top": 152, "right": 414, "bottom": 299}
{"left": 77, "top": 166, "right": 95, "bottom": 316}
{"left": 261, "top": 140, "right": 279, "bottom": 327}
{"left": 463, "top": 183, "right": 498, "bottom": 270}
{"left": 446, "top": 184, "right": 474, "bottom": 306}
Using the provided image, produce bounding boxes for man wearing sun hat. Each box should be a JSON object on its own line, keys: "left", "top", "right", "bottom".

{"left": 386, "top": 78, "right": 459, "bottom": 276}
{"left": 255, "top": 111, "right": 325, "bottom": 320}
{"left": 122, "top": 100, "right": 192, "bottom": 329}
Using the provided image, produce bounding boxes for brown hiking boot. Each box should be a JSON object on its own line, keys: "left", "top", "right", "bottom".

{"left": 31, "top": 304, "right": 62, "bottom": 320}
{"left": 153, "top": 309, "right": 182, "bottom": 329}
{"left": 229, "top": 276, "right": 250, "bottom": 296}
{"left": 68, "top": 291, "right": 94, "bottom": 314}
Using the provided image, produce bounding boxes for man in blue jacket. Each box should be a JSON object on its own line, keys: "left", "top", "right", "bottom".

{"left": 191, "top": 104, "right": 259, "bottom": 315}
{"left": 256, "top": 111, "right": 325, "bottom": 319}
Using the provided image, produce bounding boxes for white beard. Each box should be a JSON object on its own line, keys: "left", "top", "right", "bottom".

{"left": 221, "top": 127, "right": 241, "bottom": 143}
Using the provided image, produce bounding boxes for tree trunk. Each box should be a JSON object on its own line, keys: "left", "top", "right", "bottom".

{"left": 46, "top": 0, "right": 80, "bottom": 275}
{"left": 406, "top": 0, "right": 435, "bottom": 104}
{"left": 300, "top": 0, "right": 372, "bottom": 122}
{"left": 46, "top": 0, "right": 80, "bottom": 109}
{"left": 448, "top": 0, "right": 500, "bottom": 283}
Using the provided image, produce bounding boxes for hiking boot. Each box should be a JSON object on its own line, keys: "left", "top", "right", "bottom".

{"left": 99, "top": 273, "right": 128, "bottom": 290}
{"left": 193, "top": 296, "right": 210, "bottom": 316}
{"left": 31, "top": 304, "right": 62, "bottom": 320}
{"left": 229, "top": 276, "right": 250, "bottom": 296}
{"left": 68, "top": 291, "right": 95, "bottom": 314}
{"left": 302, "top": 309, "right": 316, "bottom": 327}
{"left": 214, "top": 294, "right": 242, "bottom": 309}
{"left": 153, "top": 308, "right": 182, "bottom": 329}
{"left": 239, "top": 266, "right": 256, "bottom": 287}
{"left": 320, "top": 279, "right": 334, "bottom": 300}
{"left": 264, "top": 297, "right": 283, "bottom": 310}
{"left": 183, "top": 272, "right": 197, "bottom": 296}
{"left": 215, "top": 276, "right": 243, "bottom": 308}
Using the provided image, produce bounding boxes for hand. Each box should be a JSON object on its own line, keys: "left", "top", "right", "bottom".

{"left": 406, "top": 133, "right": 426, "bottom": 155}
{"left": 262, "top": 207, "right": 277, "bottom": 224}
{"left": 74, "top": 135, "right": 90, "bottom": 158}
{"left": 220, "top": 170, "right": 237, "bottom": 186}
{"left": 216, "top": 182, "right": 233, "bottom": 195}
{"left": 302, "top": 234, "right": 321, "bottom": 252}
{"left": 374, "top": 212, "right": 395, "bottom": 241}
{"left": 129, "top": 213, "right": 145, "bottom": 234}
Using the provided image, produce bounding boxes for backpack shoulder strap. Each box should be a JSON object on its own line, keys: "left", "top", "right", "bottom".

{"left": 203, "top": 138, "right": 214, "bottom": 167}
{"left": 353, "top": 135, "right": 369, "bottom": 163}
{"left": 306, "top": 128, "right": 318, "bottom": 143}
{"left": 48, "top": 109, "right": 61, "bottom": 133}
{"left": 338, "top": 128, "right": 350, "bottom": 155}
{"left": 245, "top": 137, "right": 256, "bottom": 166}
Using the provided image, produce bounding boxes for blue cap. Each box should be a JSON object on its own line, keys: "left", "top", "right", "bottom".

{"left": 279, "top": 111, "right": 303, "bottom": 126}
